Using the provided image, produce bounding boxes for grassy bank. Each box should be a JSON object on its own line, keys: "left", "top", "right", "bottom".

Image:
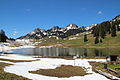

{"left": 89, "top": 62, "right": 120, "bottom": 78}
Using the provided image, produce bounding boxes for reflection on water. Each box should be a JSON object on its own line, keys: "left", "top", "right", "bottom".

{"left": 12, "top": 48, "right": 120, "bottom": 57}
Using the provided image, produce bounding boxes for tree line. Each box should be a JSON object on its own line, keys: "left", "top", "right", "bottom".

{"left": 84, "top": 15, "right": 120, "bottom": 44}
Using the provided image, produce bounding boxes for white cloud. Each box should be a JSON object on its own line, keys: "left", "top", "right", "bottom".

{"left": 97, "top": 11, "right": 103, "bottom": 14}
{"left": 13, "top": 31, "right": 18, "bottom": 36}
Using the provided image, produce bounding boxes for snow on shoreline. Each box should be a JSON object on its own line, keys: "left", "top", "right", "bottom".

{"left": 0, "top": 54, "right": 36, "bottom": 60}
{"left": 0, "top": 44, "right": 118, "bottom": 80}
{"left": 0, "top": 44, "right": 35, "bottom": 53}
{"left": 0, "top": 54, "right": 110, "bottom": 80}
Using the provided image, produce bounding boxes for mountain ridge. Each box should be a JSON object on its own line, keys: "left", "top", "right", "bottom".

{"left": 18, "top": 24, "right": 89, "bottom": 39}
{"left": 18, "top": 15, "right": 120, "bottom": 42}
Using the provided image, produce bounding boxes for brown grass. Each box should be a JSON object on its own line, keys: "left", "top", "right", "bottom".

{"left": 0, "top": 58, "right": 40, "bottom": 62}
{"left": 34, "top": 56, "right": 74, "bottom": 60}
{"left": 80, "top": 57, "right": 106, "bottom": 59}
{"left": 29, "top": 65, "right": 88, "bottom": 78}
{"left": 34, "top": 56, "right": 106, "bottom": 60}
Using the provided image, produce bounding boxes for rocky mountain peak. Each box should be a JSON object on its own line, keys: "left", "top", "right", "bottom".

{"left": 112, "top": 15, "right": 120, "bottom": 22}
{"left": 34, "top": 28, "right": 44, "bottom": 32}
{"left": 50, "top": 26, "right": 61, "bottom": 32}
{"left": 65, "top": 24, "right": 78, "bottom": 30}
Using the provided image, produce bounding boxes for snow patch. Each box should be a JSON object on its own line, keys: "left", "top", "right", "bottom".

{"left": 1, "top": 54, "right": 111, "bottom": 80}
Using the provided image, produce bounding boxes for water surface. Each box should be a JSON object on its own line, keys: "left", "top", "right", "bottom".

{"left": 12, "top": 48, "right": 120, "bottom": 57}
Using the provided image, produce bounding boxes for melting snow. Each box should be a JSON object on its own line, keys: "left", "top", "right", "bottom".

{"left": 0, "top": 54, "right": 111, "bottom": 80}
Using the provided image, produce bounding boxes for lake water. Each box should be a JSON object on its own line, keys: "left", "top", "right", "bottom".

{"left": 12, "top": 47, "right": 120, "bottom": 57}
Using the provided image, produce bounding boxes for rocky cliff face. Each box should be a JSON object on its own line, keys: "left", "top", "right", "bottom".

{"left": 18, "top": 28, "right": 47, "bottom": 39}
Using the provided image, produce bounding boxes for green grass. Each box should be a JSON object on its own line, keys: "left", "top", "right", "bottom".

{"left": 107, "top": 64, "right": 120, "bottom": 69}
{"left": 38, "top": 31, "right": 120, "bottom": 48}
{"left": 29, "top": 65, "right": 88, "bottom": 77}
{"left": 89, "top": 62, "right": 120, "bottom": 77}
{"left": 89, "top": 62, "right": 107, "bottom": 72}
{"left": 63, "top": 31, "right": 120, "bottom": 48}
{"left": 0, "top": 62, "right": 31, "bottom": 80}
{"left": 36, "top": 37, "right": 65, "bottom": 47}
{"left": 89, "top": 62, "right": 120, "bottom": 70}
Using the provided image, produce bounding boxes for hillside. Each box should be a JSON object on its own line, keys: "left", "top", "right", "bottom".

{"left": 36, "top": 31, "right": 120, "bottom": 48}
{"left": 16, "top": 15, "right": 120, "bottom": 48}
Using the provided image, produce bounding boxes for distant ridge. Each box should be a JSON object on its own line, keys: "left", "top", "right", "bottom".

{"left": 18, "top": 24, "right": 90, "bottom": 39}
{"left": 18, "top": 15, "right": 120, "bottom": 42}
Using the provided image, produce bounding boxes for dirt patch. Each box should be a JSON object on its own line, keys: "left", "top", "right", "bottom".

{"left": 29, "top": 65, "right": 88, "bottom": 78}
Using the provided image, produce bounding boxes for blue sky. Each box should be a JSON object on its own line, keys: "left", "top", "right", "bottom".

{"left": 0, "top": 0, "right": 120, "bottom": 38}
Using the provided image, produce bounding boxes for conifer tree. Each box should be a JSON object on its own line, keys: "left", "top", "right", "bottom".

{"left": 111, "top": 22, "right": 117, "bottom": 37}
{"left": 0, "top": 29, "right": 8, "bottom": 42}
{"left": 84, "top": 34, "right": 88, "bottom": 42}
{"left": 100, "top": 38, "right": 102, "bottom": 43}
{"left": 95, "top": 36, "right": 99, "bottom": 44}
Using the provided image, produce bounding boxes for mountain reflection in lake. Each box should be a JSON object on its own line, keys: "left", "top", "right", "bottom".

{"left": 12, "top": 48, "right": 120, "bottom": 57}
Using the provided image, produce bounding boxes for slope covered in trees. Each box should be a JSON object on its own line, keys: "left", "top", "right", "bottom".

{"left": 37, "top": 15, "right": 120, "bottom": 48}
{"left": 91, "top": 15, "right": 120, "bottom": 44}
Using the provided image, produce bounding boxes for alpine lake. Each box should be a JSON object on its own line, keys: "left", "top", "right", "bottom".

{"left": 12, "top": 47, "right": 120, "bottom": 57}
